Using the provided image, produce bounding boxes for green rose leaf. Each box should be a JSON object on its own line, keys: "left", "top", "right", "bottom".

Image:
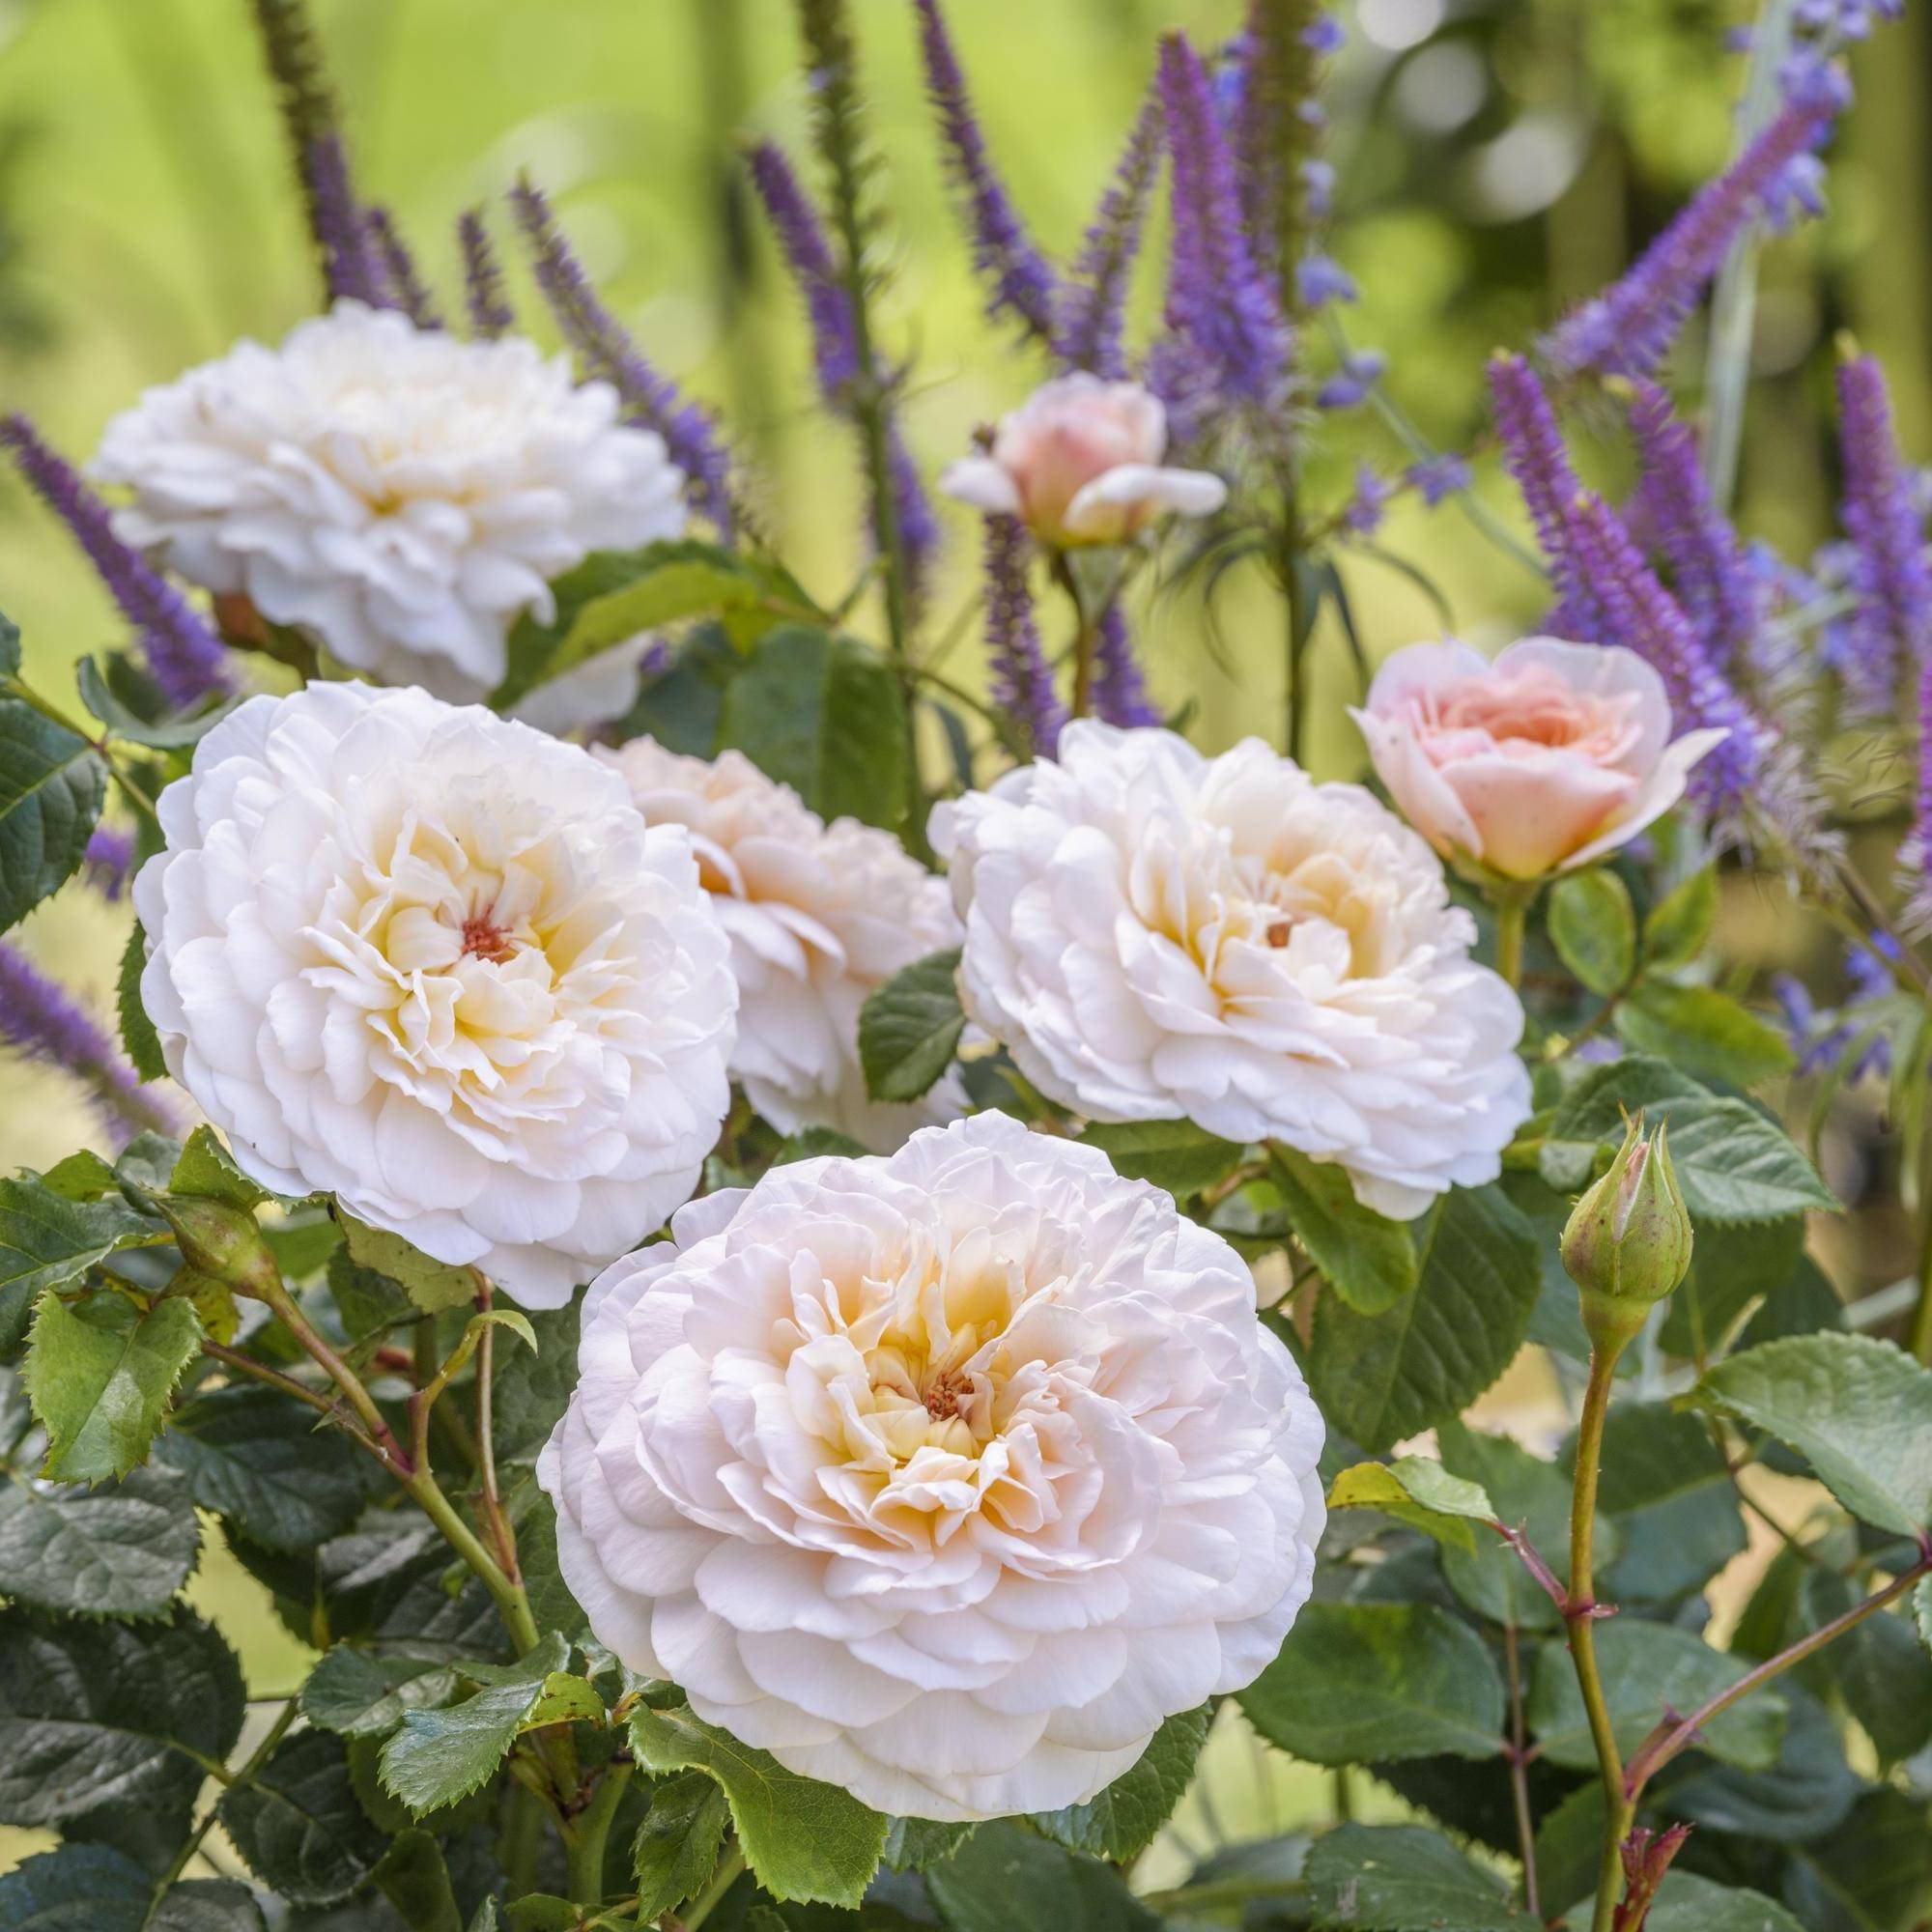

{"left": 923, "top": 1818, "right": 1161, "bottom": 1932}
{"left": 0, "top": 1605, "right": 243, "bottom": 1828}
{"left": 1614, "top": 981, "right": 1794, "bottom": 1090}
{"left": 1325, "top": 1456, "right": 1496, "bottom": 1552}
{"left": 157, "top": 1384, "right": 369, "bottom": 1551}
{"left": 0, "top": 1177, "right": 163, "bottom": 1358}
{"left": 1665, "top": 1684, "right": 1857, "bottom": 1845}
{"left": 117, "top": 920, "right": 167, "bottom": 1082}
{"left": 1029, "top": 1703, "right": 1210, "bottom": 1861}
{"left": 1781, "top": 1789, "right": 1932, "bottom": 1932}
{"left": 1547, "top": 868, "right": 1635, "bottom": 997}
{"left": 880, "top": 1815, "right": 980, "bottom": 1872}
{"left": 1269, "top": 1147, "right": 1419, "bottom": 1314}
{"left": 0, "top": 696, "right": 106, "bottom": 934}
{"left": 1304, "top": 1822, "right": 1536, "bottom": 1929}
{"left": 491, "top": 1300, "right": 580, "bottom": 1466}
{"left": 340, "top": 1213, "right": 478, "bottom": 1313}
{"left": 719, "top": 625, "right": 910, "bottom": 831}
{"left": 1238, "top": 1602, "right": 1506, "bottom": 1765}
{"left": 169, "top": 1124, "right": 273, "bottom": 1210}
{"left": 300, "top": 1645, "right": 461, "bottom": 1740}
{"left": 626, "top": 1700, "right": 888, "bottom": 1907}
{"left": 24, "top": 1289, "right": 200, "bottom": 1481}
{"left": 0, "top": 1457, "right": 200, "bottom": 1618}
{"left": 0, "top": 1845, "right": 264, "bottom": 1931}
{"left": 378, "top": 1632, "right": 581, "bottom": 1815}
{"left": 1688, "top": 1333, "right": 1932, "bottom": 1537}
{"left": 1632, "top": 1872, "right": 1807, "bottom": 1932}
{"left": 1076, "top": 1119, "right": 1244, "bottom": 1199}
{"left": 1527, "top": 1621, "right": 1785, "bottom": 1772}
{"left": 632, "top": 1769, "right": 731, "bottom": 1920}
{"left": 373, "top": 1827, "right": 465, "bottom": 1932}
{"left": 1660, "top": 1216, "right": 1804, "bottom": 1359}
{"left": 859, "top": 948, "right": 965, "bottom": 1104}
{"left": 219, "top": 1728, "right": 388, "bottom": 1907}
{"left": 1643, "top": 867, "right": 1719, "bottom": 970}
{"left": 1308, "top": 1183, "right": 1540, "bottom": 1454}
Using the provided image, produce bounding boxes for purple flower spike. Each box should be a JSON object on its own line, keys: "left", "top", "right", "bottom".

{"left": 1907, "top": 657, "right": 1932, "bottom": 930}
{"left": 911, "top": 0, "right": 1058, "bottom": 341}
{"left": 1295, "top": 253, "right": 1356, "bottom": 308}
{"left": 1155, "top": 33, "right": 1292, "bottom": 416}
{"left": 1316, "top": 348, "right": 1383, "bottom": 410}
{"left": 458, "top": 209, "right": 514, "bottom": 339}
{"left": 1834, "top": 355, "right": 1932, "bottom": 718}
{"left": 83, "top": 825, "right": 134, "bottom": 902}
{"left": 1406, "top": 453, "right": 1471, "bottom": 506}
{"left": 1342, "top": 466, "right": 1389, "bottom": 537}
{"left": 1626, "top": 381, "right": 1761, "bottom": 668}
{"left": 1546, "top": 70, "right": 1844, "bottom": 378}
{"left": 1488, "top": 354, "right": 1609, "bottom": 640}
{"left": 302, "top": 131, "right": 384, "bottom": 307}
{"left": 361, "top": 205, "right": 441, "bottom": 329}
{"left": 509, "top": 180, "right": 737, "bottom": 535}
{"left": 0, "top": 940, "right": 177, "bottom": 1146}
{"left": 1, "top": 414, "right": 229, "bottom": 708}
{"left": 1053, "top": 81, "right": 1163, "bottom": 379}
{"left": 746, "top": 142, "right": 937, "bottom": 611}
{"left": 1091, "top": 605, "right": 1160, "bottom": 726}
{"left": 982, "top": 517, "right": 1066, "bottom": 756}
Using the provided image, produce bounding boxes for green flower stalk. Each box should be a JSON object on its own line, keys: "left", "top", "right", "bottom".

{"left": 1561, "top": 1114, "right": 1694, "bottom": 1356}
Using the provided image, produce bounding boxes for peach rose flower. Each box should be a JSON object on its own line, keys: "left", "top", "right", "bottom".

{"left": 1350, "top": 637, "right": 1728, "bottom": 881}
{"left": 940, "top": 374, "right": 1226, "bottom": 548}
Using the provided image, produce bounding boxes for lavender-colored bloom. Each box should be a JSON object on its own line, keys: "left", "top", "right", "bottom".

{"left": 1316, "top": 347, "right": 1383, "bottom": 410}
{"left": 1052, "top": 82, "right": 1162, "bottom": 379}
{"left": 1793, "top": 0, "right": 1901, "bottom": 40}
{"left": 1772, "top": 972, "right": 1847, "bottom": 1076}
{"left": 746, "top": 143, "right": 936, "bottom": 609}
{"left": 83, "top": 825, "right": 134, "bottom": 902}
{"left": 458, "top": 209, "right": 514, "bottom": 339}
{"left": 1295, "top": 252, "right": 1356, "bottom": 308}
{"left": 1341, "top": 466, "right": 1389, "bottom": 537}
{"left": 1300, "top": 157, "right": 1336, "bottom": 220}
{"left": 1488, "top": 354, "right": 1610, "bottom": 641}
{"left": 1834, "top": 355, "right": 1932, "bottom": 717}
{"left": 1546, "top": 68, "right": 1845, "bottom": 378}
{"left": 1156, "top": 34, "right": 1291, "bottom": 414}
{"left": 982, "top": 516, "right": 1066, "bottom": 755}
{"left": 1908, "top": 651, "right": 1932, "bottom": 930}
{"left": 302, "top": 131, "right": 384, "bottom": 306}
{"left": 911, "top": 0, "right": 1057, "bottom": 340}
{"left": 0, "top": 939, "right": 176, "bottom": 1146}
{"left": 1091, "top": 604, "right": 1160, "bottom": 727}
{"left": 1627, "top": 381, "right": 1761, "bottom": 667}
{"left": 508, "top": 180, "right": 736, "bottom": 535}
{"left": 362, "top": 206, "right": 441, "bottom": 329}
{"left": 1, "top": 414, "right": 229, "bottom": 708}
{"left": 1406, "top": 453, "right": 1470, "bottom": 506}
{"left": 1303, "top": 14, "right": 1345, "bottom": 55}
{"left": 1565, "top": 491, "right": 1766, "bottom": 815}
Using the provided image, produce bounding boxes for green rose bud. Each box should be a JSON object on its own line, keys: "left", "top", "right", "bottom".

{"left": 142, "top": 1191, "right": 284, "bottom": 1301}
{"left": 1559, "top": 1114, "right": 1693, "bottom": 1356}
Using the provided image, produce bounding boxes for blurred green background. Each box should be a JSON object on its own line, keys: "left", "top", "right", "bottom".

{"left": 0, "top": 0, "right": 1926, "bottom": 1885}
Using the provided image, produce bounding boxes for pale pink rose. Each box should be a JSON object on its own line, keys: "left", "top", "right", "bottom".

{"left": 1350, "top": 637, "right": 1729, "bottom": 881}
{"left": 940, "top": 373, "right": 1226, "bottom": 548}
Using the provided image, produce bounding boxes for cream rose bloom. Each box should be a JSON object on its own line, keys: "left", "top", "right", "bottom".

{"left": 933, "top": 724, "right": 1530, "bottom": 1219}
{"left": 134, "top": 683, "right": 735, "bottom": 1306}
{"left": 599, "top": 740, "right": 961, "bottom": 1150}
{"left": 1350, "top": 637, "right": 1729, "bottom": 881}
{"left": 538, "top": 1110, "right": 1323, "bottom": 1820}
{"left": 940, "top": 374, "right": 1226, "bottom": 548}
{"left": 93, "top": 300, "right": 686, "bottom": 705}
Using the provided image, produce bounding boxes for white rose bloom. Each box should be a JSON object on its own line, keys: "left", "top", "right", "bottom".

{"left": 933, "top": 723, "right": 1530, "bottom": 1220}
{"left": 539, "top": 1111, "right": 1323, "bottom": 1820}
{"left": 134, "top": 683, "right": 735, "bottom": 1307}
{"left": 93, "top": 300, "right": 686, "bottom": 704}
{"left": 599, "top": 739, "right": 962, "bottom": 1151}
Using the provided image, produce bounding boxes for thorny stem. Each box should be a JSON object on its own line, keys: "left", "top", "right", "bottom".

{"left": 567, "top": 1759, "right": 635, "bottom": 1906}
{"left": 1052, "top": 551, "right": 1102, "bottom": 722}
{"left": 3, "top": 672, "right": 162, "bottom": 823}
{"left": 682, "top": 1842, "right": 750, "bottom": 1929}
{"left": 1503, "top": 1623, "right": 1541, "bottom": 1918}
{"left": 1568, "top": 1346, "right": 1630, "bottom": 1932}
{"left": 1621, "top": 1545, "right": 1932, "bottom": 1804}
{"left": 1281, "top": 514, "right": 1308, "bottom": 767}
{"left": 1909, "top": 1199, "right": 1932, "bottom": 1365}
{"left": 154, "top": 1696, "right": 298, "bottom": 1900}
{"left": 473, "top": 1275, "right": 522, "bottom": 1581}
{"left": 1492, "top": 885, "right": 1537, "bottom": 990}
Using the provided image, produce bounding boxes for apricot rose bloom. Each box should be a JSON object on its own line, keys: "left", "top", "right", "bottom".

{"left": 934, "top": 724, "right": 1530, "bottom": 1220}
{"left": 538, "top": 1111, "right": 1324, "bottom": 1820}
{"left": 134, "top": 683, "right": 735, "bottom": 1305}
{"left": 1350, "top": 637, "right": 1729, "bottom": 881}
{"left": 939, "top": 374, "right": 1226, "bottom": 548}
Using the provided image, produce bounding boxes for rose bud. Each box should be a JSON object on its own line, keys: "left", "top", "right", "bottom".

{"left": 1350, "top": 637, "right": 1729, "bottom": 883}
{"left": 1560, "top": 1114, "right": 1694, "bottom": 1354}
{"left": 140, "top": 1192, "right": 284, "bottom": 1302}
{"left": 939, "top": 374, "right": 1227, "bottom": 549}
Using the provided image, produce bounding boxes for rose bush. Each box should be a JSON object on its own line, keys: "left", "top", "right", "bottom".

{"left": 0, "top": 3, "right": 1926, "bottom": 1931}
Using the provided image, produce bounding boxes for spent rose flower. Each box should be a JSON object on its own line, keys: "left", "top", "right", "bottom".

{"left": 92, "top": 300, "right": 686, "bottom": 704}
{"left": 598, "top": 739, "right": 963, "bottom": 1149}
{"left": 538, "top": 1110, "right": 1323, "bottom": 1819}
{"left": 1350, "top": 637, "right": 1729, "bottom": 881}
{"left": 933, "top": 723, "right": 1530, "bottom": 1219}
{"left": 134, "top": 683, "right": 735, "bottom": 1306}
{"left": 940, "top": 373, "right": 1226, "bottom": 547}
